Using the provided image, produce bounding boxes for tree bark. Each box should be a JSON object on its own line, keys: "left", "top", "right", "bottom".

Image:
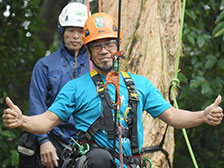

{"left": 102, "top": 0, "right": 182, "bottom": 167}
{"left": 37, "top": 0, "right": 70, "bottom": 50}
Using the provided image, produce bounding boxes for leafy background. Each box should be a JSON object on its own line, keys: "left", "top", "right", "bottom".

{"left": 0, "top": 0, "right": 45, "bottom": 167}
{"left": 174, "top": 0, "right": 224, "bottom": 167}
{"left": 0, "top": 0, "right": 224, "bottom": 167}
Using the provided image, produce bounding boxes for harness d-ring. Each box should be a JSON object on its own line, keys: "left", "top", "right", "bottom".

{"left": 124, "top": 107, "right": 132, "bottom": 122}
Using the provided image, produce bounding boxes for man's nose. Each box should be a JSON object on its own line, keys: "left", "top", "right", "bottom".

{"left": 99, "top": 45, "right": 109, "bottom": 53}
{"left": 73, "top": 31, "right": 80, "bottom": 38}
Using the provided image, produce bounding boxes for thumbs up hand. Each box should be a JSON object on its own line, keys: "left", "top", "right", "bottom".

{"left": 2, "top": 97, "right": 23, "bottom": 129}
{"left": 204, "top": 95, "right": 223, "bottom": 126}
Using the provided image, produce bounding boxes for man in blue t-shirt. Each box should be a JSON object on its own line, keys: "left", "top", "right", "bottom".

{"left": 3, "top": 13, "right": 223, "bottom": 168}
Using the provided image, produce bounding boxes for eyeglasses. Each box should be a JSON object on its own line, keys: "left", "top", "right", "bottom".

{"left": 89, "top": 39, "right": 117, "bottom": 53}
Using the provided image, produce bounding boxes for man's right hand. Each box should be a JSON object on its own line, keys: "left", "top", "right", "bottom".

{"left": 40, "top": 141, "right": 59, "bottom": 168}
{"left": 2, "top": 97, "right": 23, "bottom": 128}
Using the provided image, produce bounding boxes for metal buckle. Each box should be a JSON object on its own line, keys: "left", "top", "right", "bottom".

{"left": 96, "top": 81, "right": 105, "bottom": 95}
{"left": 129, "top": 89, "right": 139, "bottom": 101}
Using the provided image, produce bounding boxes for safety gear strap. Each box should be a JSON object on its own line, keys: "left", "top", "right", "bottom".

{"left": 141, "top": 125, "right": 171, "bottom": 168}
{"left": 88, "top": 69, "right": 114, "bottom": 140}
{"left": 120, "top": 71, "right": 139, "bottom": 154}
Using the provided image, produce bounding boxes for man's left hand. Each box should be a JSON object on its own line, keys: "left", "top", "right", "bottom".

{"left": 204, "top": 95, "right": 223, "bottom": 126}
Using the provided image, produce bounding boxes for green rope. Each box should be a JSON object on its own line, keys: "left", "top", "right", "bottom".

{"left": 170, "top": 0, "right": 199, "bottom": 168}
{"left": 143, "top": 158, "right": 152, "bottom": 168}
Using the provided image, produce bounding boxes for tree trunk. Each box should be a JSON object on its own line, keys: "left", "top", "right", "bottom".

{"left": 37, "top": 0, "right": 70, "bottom": 50}
{"left": 102, "top": 0, "right": 182, "bottom": 167}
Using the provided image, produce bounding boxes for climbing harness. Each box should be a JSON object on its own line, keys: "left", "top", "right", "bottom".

{"left": 77, "top": 60, "right": 135, "bottom": 144}
{"left": 76, "top": 68, "right": 152, "bottom": 168}
{"left": 76, "top": 68, "right": 140, "bottom": 157}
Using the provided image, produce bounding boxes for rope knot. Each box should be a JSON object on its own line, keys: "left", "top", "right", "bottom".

{"left": 169, "top": 78, "right": 181, "bottom": 106}
{"left": 170, "top": 78, "right": 180, "bottom": 88}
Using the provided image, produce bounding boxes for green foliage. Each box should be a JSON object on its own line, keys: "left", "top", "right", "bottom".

{"left": 0, "top": 0, "right": 45, "bottom": 167}
{"left": 213, "top": 9, "right": 224, "bottom": 37}
{"left": 174, "top": 0, "right": 224, "bottom": 167}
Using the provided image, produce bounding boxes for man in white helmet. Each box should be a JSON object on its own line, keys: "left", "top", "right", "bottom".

{"left": 17, "top": 2, "right": 92, "bottom": 168}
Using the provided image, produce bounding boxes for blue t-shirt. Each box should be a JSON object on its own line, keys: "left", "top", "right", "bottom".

{"left": 48, "top": 71, "right": 171, "bottom": 167}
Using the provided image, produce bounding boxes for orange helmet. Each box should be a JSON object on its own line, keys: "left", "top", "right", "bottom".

{"left": 82, "top": 12, "right": 122, "bottom": 45}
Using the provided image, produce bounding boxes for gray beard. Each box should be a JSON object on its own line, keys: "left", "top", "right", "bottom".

{"left": 91, "top": 59, "right": 114, "bottom": 73}
{"left": 101, "top": 62, "right": 113, "bottom": 72}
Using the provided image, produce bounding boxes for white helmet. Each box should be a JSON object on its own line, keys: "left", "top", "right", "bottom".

{"left": 58, "top": 2, "right": 90, "bottom": 28}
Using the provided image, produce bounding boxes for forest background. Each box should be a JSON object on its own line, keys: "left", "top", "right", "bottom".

{"left": 0, "top": 0, "right": 224, "bottom": 167}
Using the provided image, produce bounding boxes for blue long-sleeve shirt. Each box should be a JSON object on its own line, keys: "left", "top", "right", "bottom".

{"left": 29, "top": 43, "right": 91, "bottom": 144}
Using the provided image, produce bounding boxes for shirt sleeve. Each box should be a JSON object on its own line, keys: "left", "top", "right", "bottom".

{"left": 48, "top": 80, "right": 77, "bottom": 122}
{"left": 142, "top": 77, "right": 172, "bottom": 118}
{"left": 29, "top": 60, "right": 50, "bottom": 144}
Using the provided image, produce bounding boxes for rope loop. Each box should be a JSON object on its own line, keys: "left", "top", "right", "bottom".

{"left": 170, "top": 78, "right": 180, "bottom": 88}
{"left": 169, "top": 78, "right": 181, "bottom": 106}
